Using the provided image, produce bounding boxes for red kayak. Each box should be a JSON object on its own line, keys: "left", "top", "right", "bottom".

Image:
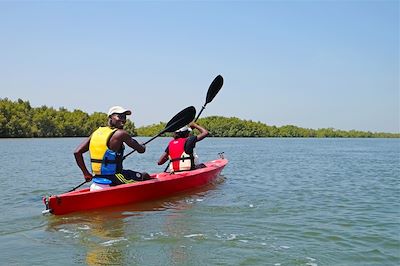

{"left": 43, "top": 158, "right": 228, "bottom": 215}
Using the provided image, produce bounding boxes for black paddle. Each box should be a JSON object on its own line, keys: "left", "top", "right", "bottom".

{"left": 164, "top": 75, "right": 224, "bottom": 172}
{"left": 194, "top": 75, "right": 224, "bottom": 122}
{"left": 123, "top": 105, "right": 196, "bottom": 160}
{"left": 68, "top": 181, "right": 87, "bottom": 192}
{"left": 67, "top": 106, "right": 196, "bottom": 192}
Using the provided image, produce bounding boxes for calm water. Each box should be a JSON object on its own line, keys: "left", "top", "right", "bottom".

{"left": 0, "top": 137, "right": 399, "bottom": 265}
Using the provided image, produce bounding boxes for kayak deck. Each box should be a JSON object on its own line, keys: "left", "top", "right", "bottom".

{"left": 43, "top": 158, "right": 228, "bottom": 215}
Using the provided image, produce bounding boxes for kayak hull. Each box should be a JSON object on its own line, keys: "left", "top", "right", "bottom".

{"left": 44, "top": 158, "right": 227, "bottom": 215}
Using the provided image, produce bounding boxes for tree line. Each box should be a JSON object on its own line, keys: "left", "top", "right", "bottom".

{"left": 137, "top": 116, "right": 399, "bottom": 138}
{"left": 0, "top": 98, "right": 136, "bottom": 137}
{"left": 1, "top": 98, "right": 398, "bottom": 138}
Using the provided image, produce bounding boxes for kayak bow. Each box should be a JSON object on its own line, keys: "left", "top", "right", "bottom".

{"left": 43, "top": 158, "right": 228, "bottom": 215}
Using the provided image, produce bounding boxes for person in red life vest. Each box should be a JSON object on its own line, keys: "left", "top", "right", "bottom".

{"left": 158, "top": 122, "right": 209, "bottom": 172}
{"left": 74, "top": 106, "right": 151, "bottom": 186}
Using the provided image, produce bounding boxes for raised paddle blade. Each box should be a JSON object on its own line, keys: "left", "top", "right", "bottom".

{"left": 194, "top": 75, "right": 224, "bottom": 122}
{"left": 205, "top": 75, "right": 224, "bottom": 104}
{"left": 164, "top": 106, "right": 196, "bottom": 133}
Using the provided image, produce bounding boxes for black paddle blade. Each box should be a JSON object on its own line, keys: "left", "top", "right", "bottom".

{"left": 124, "top": 106, "right": 196, "bottom": 159}
{"left": 205, "top": 75, "right": 224, "bottom": 104}
{"left": 164, "top": 106, "right": 196, "bottom": 133}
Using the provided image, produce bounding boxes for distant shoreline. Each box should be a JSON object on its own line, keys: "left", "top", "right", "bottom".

{"left": 1, "top": 98, "right": 399, "bottom": 138}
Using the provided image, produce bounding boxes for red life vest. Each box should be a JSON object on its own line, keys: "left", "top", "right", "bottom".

{"left": 168, "top": 137, "right": 194, "bottom": 172}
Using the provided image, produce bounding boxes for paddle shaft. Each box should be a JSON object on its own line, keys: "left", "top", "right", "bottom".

{"left": 123, "top": 131, "right": 163, "bottom": 159}
{"left": 194, "top": 105, "right": 206, "bottom": 122}
{"left": 69, "top": 180, "right": 88, "bottom": 192}
{"left": 123, "top": 106, "right": 196, "bottom": 160}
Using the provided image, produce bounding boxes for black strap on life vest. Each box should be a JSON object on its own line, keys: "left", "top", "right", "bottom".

{"left": 90, "top": 158, "right": 117, "bottom": 166}
{"left": 169, "top": 155, "right": 192, "bottom": 162}
{"left": 169, "top": 154, "right": 195, "bottom": 172}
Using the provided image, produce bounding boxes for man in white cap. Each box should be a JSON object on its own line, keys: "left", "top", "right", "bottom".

{"left": 74, "top": 106, "right": 151, "bottom": 185}
{"left": 157, "top": 121, "right": 208, "bottom": 172}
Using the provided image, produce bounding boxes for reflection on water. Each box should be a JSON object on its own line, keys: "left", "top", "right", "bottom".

{"left": 45, "top": 175, "right": 225, "bottom": 265}
{"left": 46, "top": 214, "right": 126, "bottom": 265}
{"left": 84, "top": 217, "right": 125, "bottom": 265}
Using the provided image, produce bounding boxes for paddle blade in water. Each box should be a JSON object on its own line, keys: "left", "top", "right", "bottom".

{"left": 205, "top": 75, "right": 224, "bottom": 104}
{"left": 165, "top": 106, "right": 196, "bottom": 133}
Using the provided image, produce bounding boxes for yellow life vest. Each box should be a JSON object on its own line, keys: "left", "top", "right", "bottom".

{"left": 89, "top": 127, "right": 120, "bottom": 175}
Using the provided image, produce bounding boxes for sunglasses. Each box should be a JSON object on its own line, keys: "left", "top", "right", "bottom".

{"left": 114, "top": 113, "right": 127, "bottom": 119}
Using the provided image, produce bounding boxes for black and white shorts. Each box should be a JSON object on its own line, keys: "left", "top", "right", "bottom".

{"left": 99, "top": 170, "right": 149, "bottom": 186}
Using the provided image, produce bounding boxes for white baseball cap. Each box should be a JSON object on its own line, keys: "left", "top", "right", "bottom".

{"left": 107, "top": 106, "right": 132, "bottom": 116}
{"left": 175, "top": 126, "right": 192, "bottom": 133}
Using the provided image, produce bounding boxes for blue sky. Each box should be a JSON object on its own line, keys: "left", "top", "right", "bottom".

{"left": 0, "top": 1, "right": 398, "bottom": 133}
